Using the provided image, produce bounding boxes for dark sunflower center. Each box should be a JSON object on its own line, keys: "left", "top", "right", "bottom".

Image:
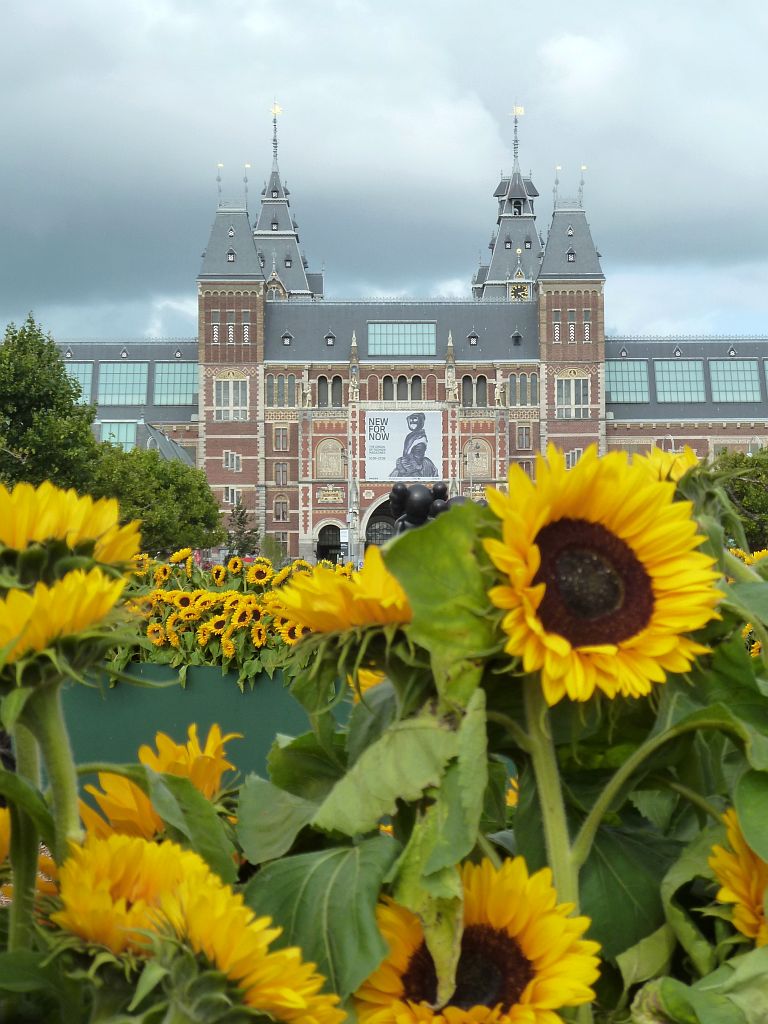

{"left": 533, "top": 518, "right": 654, "bottom": 646}
{"left": 401, "top": 925, "right": 533, "bottom": 1012}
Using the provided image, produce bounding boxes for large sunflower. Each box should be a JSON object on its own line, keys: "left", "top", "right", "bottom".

{"left": 275, "top": 545, "right": 411, "bottom": 633}
{"left": 709, "top": 808, "right": 768, "bottom": 946}
{"left": 484, "top": 446, "right": 721, "bottom": 705}
{"left": 160, "top": 873, "right": 344, "bottom": 1024}
{"left": 355, "top": 858, "right": 599, "bottom": 1024}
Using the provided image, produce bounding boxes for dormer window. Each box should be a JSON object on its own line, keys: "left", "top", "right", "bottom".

{"left": 282, "top": 332, "right": 292, "bottom": 346}
{"left": 285, "top": 257, "right": 292, "bottom": 268}
{"left": 504, "top": 239, "right": 512, "bottom": 250}
{"left": 325, "top": 332, "right": 335, "bottom": 346}
{"left": 271, "top": 190, "right": 278, "bottom": 198}
{"left": 258, "top": 253, "right": 265, "bottom": 268}
{"left": 567, "top": 225, "right": 574, "bottom": 237}
{"left": 226, "top": 249, "right": 236, "bottom": 263}
{"left": 513, "top": 200, "right": 522, "bottom": 216}
{"left": 468, "top": 333, "right": 478, "bottom": 346}
{"left": 228, "top": 226, "right": 235, "bottom": 238}
{"left": 524, "top": 238, "right": 532, "bottom": 249}
{"left": 271, "top": 221, "right": 278, "bottom": 231}
{"left": 566, "top": 249, "right": 576, "bottom": 263}
{"left": 511, "top": 331, "right": 522, "bottom": 346}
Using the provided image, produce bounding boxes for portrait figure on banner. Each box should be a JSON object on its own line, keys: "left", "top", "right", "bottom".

{"left": 390, "top": 412, "right": 439, "bottom": 478}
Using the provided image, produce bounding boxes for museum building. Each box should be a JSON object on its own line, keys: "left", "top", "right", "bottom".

{"left": 58, "top": 121, "right": 768, "bottom": 562}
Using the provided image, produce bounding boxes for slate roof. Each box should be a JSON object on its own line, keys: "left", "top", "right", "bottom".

{"left": 262, "top": 301, "right": 540, "bottom": 363}
{"left": 539, "top": 208, "right": 604, "bottom": 280}
{"left": 145, "top": 422, "right": 196, "bottom": 465}
{"left": 198, "top": 208, "right": 264, "bottom": 280}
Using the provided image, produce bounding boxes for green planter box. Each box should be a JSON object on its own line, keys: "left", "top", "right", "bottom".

{"left": 62, "top": 664, "right": 311, "bottom": 778}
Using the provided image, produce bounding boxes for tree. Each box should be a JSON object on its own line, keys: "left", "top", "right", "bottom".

{"left": 226, "top": 499, "right": 260, "bottom": 556}
{"left": 0, "top": 315, "right": 101, "bottom": 489}
{"left": 91, "top": 446, "right": 226, "bottom": 554}
{"left": 716, "top": 448, "right": 768, "bottom": 551}
{"left": 260, "top": 533, "right": 290, "bottom": 567}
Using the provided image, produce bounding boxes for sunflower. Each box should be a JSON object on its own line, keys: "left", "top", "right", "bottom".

{"left": 81, "top": 773, "right": 162, "bottom": 840}
{"left": 159, "top": 872, "right": 344, "bottom": 1024}
{"left": 194, "top": 593, "right": 216, "bottom": 612}
{"left": 132, "top": 553, "right": 151, "bottom": 576}
{"left": 355, "top": 858, "right": 600, "bottom": 1024}
{"left": 147, "top": 623, "right": 166, "bottom": 647}
{"left": 248, "top": 562, "right": 275, "bottom": 586}
{"left": 506, "top": 777, "right": 519, "bottom": 809}
{"left": 223, "top": 593, "right": 241, "bottom": 612}
{"left": 169, "top": 547, "right": 192, "bottom": 563}
{"left": 211, "top": 565, "right": 227, "bottom": 586}
{"left": 277, "top": 621, "right": 311, "bottom": 646}
{"left": 50, "top": 835, "right": 212, "bottom": 955}
{"left": 709, "top": 808, "right": 768, "bottom": 946}
{"left": 274, "top": 545, "right": 411, "bottom": 633}
{"left": 185, "top": 555, "right": 194, "bottom": 578}
{"left": 635, "top": 445, "right": 699, "bottom": 483}
{"left": 228, "top": 556, "right": 243, "bottom": 575}
{"left": 197, "top": 624, "right": 211, "bottom": 646}
{"left": 231, "top": 603, "right": 253, "bottom": 628}
{"left": 250, "top": 622, "right": 267, "bottom": 648}
{"left": 154, "top": 564, "right": 172, "bottom": 585}
{"left": 272, "top": 565, "right": 294, "bottom": 587}
{"left": 484, "top": 446, "right": 722, "bottom": 705}
{"left": 174, "top": 592, "right": 194, "bottom": 610}
{"left": 208, "top": 614, "right": 228, "bottom": 636}
{"left": 165, "top": 614, "right": 181, "bottom": 649}
{"left": 221, "top": 636, "right": 236, "bottom": 658}
{"left": 0, "top": 569, "right": 126, "bottom": 665}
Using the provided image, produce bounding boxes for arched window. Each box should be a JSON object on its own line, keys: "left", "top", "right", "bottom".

{"left": 508, "top": 374, "right": 518, "bottom": 406}
{"left": 397, "top": 375, "right": 408, "bottom": 401}
{"left": 276, "top": 374, "right": 285, "bottom": 407}
{"left": 316, "top": 438, "right": 344, "bottom": 478}
{"left": 287, "top": 374, "right": 296, "bottom": 407}
{"left": 462, "top": 375, "right": 474, "bottom": 407}
{"left": 265, "top": 374, "right": 275, "bottom": 406}
{"left": 317, "top": 376, "right": 329, "bottom": 408}
{"left": 367, "top": 374, "right": 378, "bottom": 400}
{"left": 382, "top": 375, "right": 394, "bottom": 401}
{"left": 411, "top": 375, "right": 422, "bottom": 400}
{"left": 530, "top": 372, "right": 539, "bottom": 405}
{"left": 331, "top": 375, "right": 343, "bottom": 407}
{"left": 476, "top": 375, "right": 487, "bottom": 408}
{"left": 513, "top": 200, "right": 522, "bottom": 216}
{"left": 519, "top": 373, "right": 528, "bottom": 406}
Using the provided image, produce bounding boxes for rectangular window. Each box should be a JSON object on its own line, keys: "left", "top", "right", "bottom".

{"left": 223, "top": 450, "right": 242, "bottom": 472}
{"left": 555, "top": 377, "right": 589, "bottom": 419}
{"left": 517, "top": 425, "right": 531, "bottom": 449}
{"left": 654, "top": 360, "right": 706, "bottom": 402}
{"left": 274, "top": 531, "right": 289, "bottom": 553}
{"left": 605, "top": 360, "right": 649, "bottom": 403}
{"left": 368, "top": 322, "right": 437, "bottom": 356}
{"left": 153, "top": 362, "right": 198, "bottom": 405}
{"left": 227, "top": 324, "right": 235, "bottom": 344}
{"left": 64, "top": 362, "right": 93, "bottom": 403}
{"left": 552, "top": 309, "right": 561, "bottom": 344}
{"left": 565, "top": 449, "right": 583, "bottom": 470}
{"left": 275, "top": 462, "right": 288, "bottom": 486}
{"left": 583, "top": 309, "right": 591, "bottom": 342}
{"left": 98, "top": 363, "right": 149, "bottom": 405}
{"left": 242, "top": 310, "right": 251, "bottom": 344}
{"left": 710, "top": 359, "right": 761, "bottom": 402}
{"left": 274, "top": 427, "right": 289, "bottom": 451}
{"left": 213, "top": 378, "right": 248, "bottom": 421}
{"left": 100, "top": 421, "right": 137, "bottom": 451}
{"left": 223, "top": 486, "right": 242, "bottom": 505}
{"left": 274, "top": 499, "right": 289, "bottom": 522}
{"left": 211, "top": 310, "right": 220, "bottom": 344}
{"left": 567, "top": 309, "right": 576, "bottom": 343}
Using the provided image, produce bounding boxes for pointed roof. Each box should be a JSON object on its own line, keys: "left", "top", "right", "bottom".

{"left": 198, "top": 207, "right": 264, "bottom": 280}
{"left": 539, "top": 207, "right": 604, "bottom": 280}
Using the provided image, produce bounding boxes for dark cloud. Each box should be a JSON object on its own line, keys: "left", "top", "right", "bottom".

{"left": 2, "top": 0, "right": 768, "bottom": 337}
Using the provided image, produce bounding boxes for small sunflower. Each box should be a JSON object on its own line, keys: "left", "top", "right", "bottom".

{"left": 147, "top": 623, "right": 166, "bottom": 647}
{"left": 211, "top": 565, "right": 227, "bottom": 586}
{"left": 194, "top": 593, "right": 216, "bottom": 612}
{"left": 231, "top": 603, "right": 253, "bottom": 628}
{"left": 250, "top": 622, "right": 267, "bottom": 648}
{"left": 173, "top": 592, "right": 194, "bottom": 610}
{"left": 132, "top": 553, "right": 151, "bottom": 576}
{"left": 221, "top": 636, "right": 236, "bottom": 658}
{"left": 272, "top": 565, "right": 294, "bottom": 587}
{"left": 275, "top": 545, "right": 411, "bottom": 633}
{"left": 355, "top": 858, "right": 600, "bottom": 1024}
{"left": 277, "top": 621, "right": 310, "bottom": 646}
{"left": 185, "top": 555, "right": 194, "bottom": 578}
{"left": 208, "top": 614, "right": 228, "bottom": 636}
{"left": 154, "top": 564, "right": 172, "bottom": 585}
{"left": 165, "top": 613, "right": 181, "bottom": 649}
{"left": 709, "top": 808, "right": 768, "bottom": 946}
{"left": 223, "top": 593, "right": 241, "bottom": 612}
{"left": 169, "top": 547, "right": 193, "bottom": 564}
{"left": 197, "top": 624, "right": 211, "bottom": 646}
{"left": 635, "top": 445, "right": 699, "bottom": 483}
{"left": 227, "top": 556, "right": 243, "bottom": 575}
{"left": 247, "top": 562, "right": 274, "bottom": 585}
{"left": 484, "top": 446, "right": 722, "bottom": 705}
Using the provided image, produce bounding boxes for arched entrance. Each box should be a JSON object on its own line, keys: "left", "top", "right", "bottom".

{"left": 365, "top": 499, "right": 396, "bottom": 550}
{"left": 316, "top": 523, "right": 341, "bottom": 562}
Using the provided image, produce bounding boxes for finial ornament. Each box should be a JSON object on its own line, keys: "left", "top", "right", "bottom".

{"left": 578, "top": 164, "right": 587, "bottom": 208}
{"left": 243, "top": 162, "right": 250, "bottom": 211}
{"left": 271, "top": 100, "right": 283, "bottom": 166}
{"left": 553, "top": 165, "right": 561, "bottom": 207}
{"left": 216, "top": 163, "right": 223, "bottom": 206}
{"left": 509, "top": 104, "right": 525, "bottom": 169}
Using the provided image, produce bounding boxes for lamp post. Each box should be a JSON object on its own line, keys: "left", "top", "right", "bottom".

{"left": 463, "top": 440, "right": 483, "bottom": 500}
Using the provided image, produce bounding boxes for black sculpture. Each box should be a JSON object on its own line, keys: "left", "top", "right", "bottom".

{"left": 391, "top": 481, "right": 471, "bottom": 534}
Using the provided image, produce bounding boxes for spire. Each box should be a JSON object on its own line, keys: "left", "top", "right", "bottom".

{"left": 509, "top": 104, "right": 524, "bottom": 172}
{"left": 577, "top": 164, "right": 587, "bottom": 208}
{"left": 243, "top": 162, "right": 250, "bottom": 212}
{"left": 271, "top": 100, "right": 282, "bottom": 170}
{"left": 216, "top": 163, "right": 223, "bottom": 206}
{"left": 553, "top": 165, "right": 561, "bottom": 208}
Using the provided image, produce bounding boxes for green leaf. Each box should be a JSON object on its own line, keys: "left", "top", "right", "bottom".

{"left": 243, "top": 837, "right": 399, "bottom": 999}
{"left": 237, "top": 774, "right": 316, "bottom": 864}
{"left": 346, "top": 680, "right": 398, "bottom": 765}
{"left": 0, "top": 687, "right": 35, "bottom": 730}
{"left": 127, "top": 959, "right": 169, "bottom": 1011}
{"left": 312, "top": 711, "right": 460, "bottom": 836}
{"left": 632, "top": 976, "right": 746, "bottom": 1024}
{"left": 383, "top": 503, "right": 499, "bottom": 702}
{"left": 0, "top": 950, "right": 55, "bottom": 993}
{"left": 580, "top": 824, "right": 680, "bottom": 960}
{"left": 728, "top": 582, "right": 768, "bottom": 627}
{"left": 616, "top": 923, "right": 676, "bottom": 990}
{"left": 696, "top": 945, "right": 768, "bottom": 1020}
{"left": 660, "top": 824, "right": 724, "bottom": 978}
{"left": 267, "top": 730, "right": 347, "bottom": 801}
{"left": 735, "top": 770, "right": 768, "bottom": 861}
{"left": 0, "top": 768, "right": 55, "bottom": 850}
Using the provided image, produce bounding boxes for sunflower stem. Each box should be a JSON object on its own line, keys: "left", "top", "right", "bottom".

{"left": 522, "top": 677, "right": 579, "bottom": 907}
{"left": 650, "top": 776, "right": 723, "bottom": 823}
{"left": 723, "top": 549, "right": 763, "bottom": 584}
{"left": 7, "top": 726, "right": 41, "bottom": 952}
{"left": 20, "top": 682, "right": 83, "bottom": 863}
{"left": 485, "top": 711, "right": 533, "bottom": 753}
{"left": 476, "top": 831, "right": 503, "bottom": 869}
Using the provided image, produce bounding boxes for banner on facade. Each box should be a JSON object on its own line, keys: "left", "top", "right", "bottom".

{"left": 364, "top": 410, "right": 443, "bottom": 481}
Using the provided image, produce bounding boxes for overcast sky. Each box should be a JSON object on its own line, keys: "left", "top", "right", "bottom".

{"left": 2, "top": 0, "right": 768, "bottom": 340}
